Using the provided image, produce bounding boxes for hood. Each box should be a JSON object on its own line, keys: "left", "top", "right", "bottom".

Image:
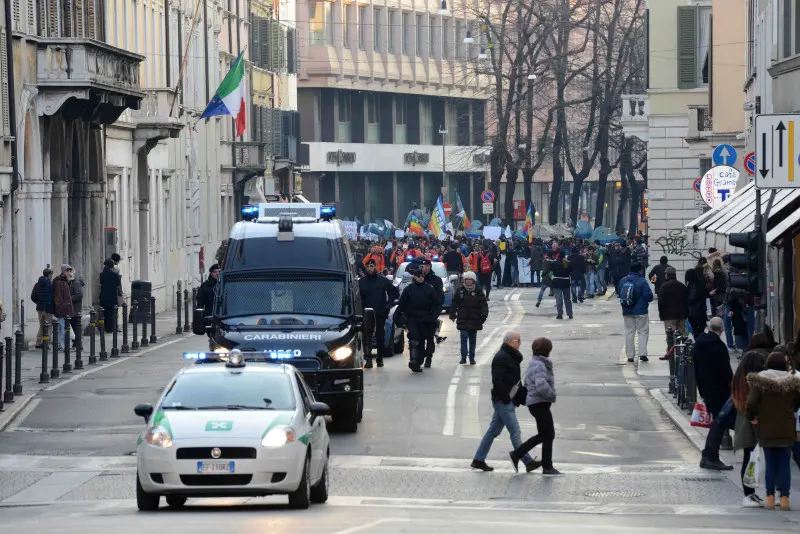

{"left": 746, "top": 370, "right": 800, "bottom": 394}
{"left": 155, "top": 410, "right": 295, "bottom": 440}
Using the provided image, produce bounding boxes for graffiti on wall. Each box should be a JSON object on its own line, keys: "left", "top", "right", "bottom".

{"left": 654, "top": 230, "right": 704, "bottom": 260}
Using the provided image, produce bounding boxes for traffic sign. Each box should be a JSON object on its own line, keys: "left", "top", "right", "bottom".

{"left": 693, "top": 177, "right": 702, "bottom": 193}
{"left": 712, "top": 144, "right": 737, "bottom": 167}
{"left": 700, "top": 166, "right": 739, "bottom": 209}
{"left": 755, "top": 114, "right": 800, "bottom": 188}
{"left": 482, "top": 202, "right": 494, "bottom": 214}
{"left": 480, "top": 190, "right": 495, "bottom": 203}
{"left": 744, "top": 152, "right": 756, "bottom": 175}
{"left": 443, "top": 203, "right": 452, "bottom": 217}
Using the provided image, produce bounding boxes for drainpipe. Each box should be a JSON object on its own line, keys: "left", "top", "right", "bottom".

{"left": 203, "top": 0, "right": 210, "bottom": 103}
{"left": 5, "top": 0, "right": 20, "bottom": 327}
{"left": 164, "top": 0, "right": 171, "bottom": 87}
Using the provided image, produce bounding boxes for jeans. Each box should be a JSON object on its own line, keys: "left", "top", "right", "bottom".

{"left": 537, "top": 283, "right": 550, "bottom": 302}
{"left": 746, "top": 306, "right": 755, "bottom": 340}
{"left": 532, "top": 270, "right": 541, "bottom": 285}
{"left": 764, "top": 447, "right": 792, "bottom": 497}
{"left": 624, "top": 314, "right": 649, "bottom": 363}
{"left": 596, "top": 268, "right": 607, "bottom": 293}
{"left": 474, "top": 401, "right": 533, "bottom": 464}
{"left": 553, "top": 287, "right": 572, "bottom": 317}
{"left": 459, "top": 329, "right": 477, "bottom": 361}
{"left": 56, "top": 317, "right": 75, "bottom": 350}
{"left": 722, "top": 305, "right": 734, "bottom": 348}
{"left": 513, "top": 402, "right": 556, "bottom": 469}
{"left": 702, "top": 397, "right": 736, "bottom": 462}
{"left": 585, "top": 272, "right": 596, "bottom": 296}
{"left": 570, "top": 278, "right": 585, "bottom": 301}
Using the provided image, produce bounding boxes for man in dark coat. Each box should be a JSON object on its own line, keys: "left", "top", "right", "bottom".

{"left": 99, "top": 260, "right": 122, "bottom": 333}
{"left": 53, "top": 264, "right": 76, "bottom": 350}
{"left": 470, "top": 331, "right": 535, "bottom": 472}
{"left": 31, "top": 268, "right": 55, "bottom": 348}
{"left": 567, "top": 248, "right": 586, "bottom": 303}
{"left": 393, "top": 262, "right": 441, "bottom": 373}
{"left": 197, "top": 264, "right": 220, "bottom": 315}
{"left": 530, "top": 244, "right": 544, "bottom": 286}
{"left": 548, "top": 249, "right": 573, "bottom": 320}
{"left": 442, "top": 243, "right": 464, "bottom": 275}
{"left": 648, "top": 256, "right": 672, "bottom": 297}
{"left": 657, "top": 266, "right": 688, "bottom": 362}
{"left": 693, "top": 317, "right": 735, "bottom": 471}
{"left": 358, "top": 259, "right": 399, "bottom": 368}
{"left": 449, "top": 271, "right": 488, "bottom": 365}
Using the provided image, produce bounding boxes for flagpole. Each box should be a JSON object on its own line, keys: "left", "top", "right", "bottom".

{"left": 170, "top": 0, "right": 205, "bottom": 117}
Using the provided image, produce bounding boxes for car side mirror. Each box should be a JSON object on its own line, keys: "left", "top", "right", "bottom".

{"left": 134, "top": 403, "right": 154, "bottom": 423}
{"left": 363, "top": 308, "right": 376, "bottom": 334}
{"left": 192, "top": 308, "right": 207, "bottom": 335}
{"left": 310, "top": 402, "right": 331, "bottom": 417}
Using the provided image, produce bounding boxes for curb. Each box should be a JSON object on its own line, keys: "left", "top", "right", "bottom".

{"left": 648, "top": 388, "right": 708, "bottom": 452}
{"left": 0, "top": 333, "right": 191, "bottom": 433}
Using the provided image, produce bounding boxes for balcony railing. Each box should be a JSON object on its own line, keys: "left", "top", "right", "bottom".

{"left": 619, "top": 94, "right": 649, "bottom": 141}
{"left": 234, "top": 142, "right": 267, "bottom": 169}
{"left": 687, "top": 105, "right": 712, "bottom": 139}
{"left": 696, "top": 106, "right": 712, "bottom": 133}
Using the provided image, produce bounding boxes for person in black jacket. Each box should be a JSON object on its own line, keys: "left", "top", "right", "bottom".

{"left": 31, "top": 268, "right": 55, "bottom": 348}
{"left": 393, "top": 263, "right": 441, "bottom": 373}
{"left": 197, "top": 264, "right": 220, "bottom": 316}
{"left": 685, "top": 265, "right": 709, "bottom": 336}
{"left": 449, "top": 271, "right": 488, "bottom": 365}
{"left": 470, "top": 332, "right": 536, "bottom": 472}
{"left": 417, "top": 256, "right": 448, "bottom": 350}
{"left": 648, "top": 256, "right": 671, "bottom": 297}
{"left": 99, "top": 260, "right": 121, "bottom": 333}
{"left": 567, "top": 248, "right": 586, "bottom": 303}
{"left": 549, "top": 252, "right": 573, "bottom": 320}
{"left": 657, "top": 267, "right": 688, "bottom": 365}
{"left": 359, "top": 259, "right": 399, "bottom": 369}
{"left": 442, "top": 243, "right": 464, "bottom": 275}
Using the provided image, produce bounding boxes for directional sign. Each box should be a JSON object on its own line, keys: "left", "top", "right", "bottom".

{"left": 755, "top": 114, "right": 800, "bottom": 188}
{"left": 443, "top": 203, "right": 452, "bottom": 217}
{"left": 480, "top": 190, "right": 495, "bottom": 203}
{"left": 482, "top": 202, "right": 494, "bottom": 214}
{"left": 712, "top": 144, "right": 737, "bottom": 167}
{"left": 700, "top": 166, "right": 739, "bottom": 209}
{"left": 744, "top": 152, "right": 756, "bottom": 175}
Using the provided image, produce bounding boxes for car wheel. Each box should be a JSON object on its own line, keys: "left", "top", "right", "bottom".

{"left": 336, "top": 403, "right": 359, "bottom": 433}
{"left": 310, "top": 454, "right": 329, "bottom": 504}
{"left": 136, "top": 474, "right": 160, "bottom": 512}
{"left": 288, "top": 456, "right": 311, "bottom": 510}
{"left": 165, "top": 495, "right": 187, "bottom": 509}
{"left": 393, "top": 331, "right": 405, "bottom": 354}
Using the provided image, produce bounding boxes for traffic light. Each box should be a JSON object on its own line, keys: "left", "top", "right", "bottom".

{"left": 728, "top": 231, "right": 763, "bottom": 298}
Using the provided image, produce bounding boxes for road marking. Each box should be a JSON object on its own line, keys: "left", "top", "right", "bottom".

{"left": 2, "top": 471, "right": 99, "bottom": 503}
{"left": 442, "top": 383, "right": 458, "bottom": 436}
{"left": 330, "top": 518, "right": 406, "bottom": 534}
{"left": 511, "top": 293, "right": 521, "bottom": 301}
{"left": 570, "top": 451, "right": 620, "bottom": 458}
{"left": 4, "top": 399, "right": 41, "bottom": 433}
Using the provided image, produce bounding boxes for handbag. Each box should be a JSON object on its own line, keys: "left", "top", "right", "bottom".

{"left": 690, "top": 401, "right": 713, "bottom": 428}
{"left": 510, "top": 380, "right": 527, "bottom": 407}
{"left": 742, "top": 445, "right": 764, "bottom": 489}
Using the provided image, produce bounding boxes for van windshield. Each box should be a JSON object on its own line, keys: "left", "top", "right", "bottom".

{"left": 218, "top": 273, "right": 349, "bottom": 319}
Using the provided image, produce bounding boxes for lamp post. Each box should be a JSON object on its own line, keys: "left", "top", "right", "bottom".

{"left": 439, "top": 126, "right": 448, "bottom": 204}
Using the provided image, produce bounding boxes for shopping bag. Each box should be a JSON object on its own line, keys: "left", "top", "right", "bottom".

{"left": 690, "top": 402, "right": 713, "bottom": 428}
{"left": 742, "top": 445, "right": 764, "bottom": 489}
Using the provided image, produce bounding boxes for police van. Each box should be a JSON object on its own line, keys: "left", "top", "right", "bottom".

{"left": 193, "top": 203, "right": 375, "bottom": 432}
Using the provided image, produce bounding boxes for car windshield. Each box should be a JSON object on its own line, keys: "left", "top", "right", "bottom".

{"left": 161, "top": 372, "right": 296, "bottom": 411}
{"left": 396, "top": 262, "right": 447, "bottom": 281}
{"left": 218, "top": 273, "right": 348, "bottom": 319}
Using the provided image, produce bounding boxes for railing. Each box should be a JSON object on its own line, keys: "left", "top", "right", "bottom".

{"left": 620, "top": 94, "right": 649, "bottom": 122}
{"left": 696, "top": 106, "right": 712, "bottom": 133}
{"left": 234, "top": 142, "right": 267, "bottom": 168}
{"left": 130, "top": 88, "right": 179, "bottom": 120}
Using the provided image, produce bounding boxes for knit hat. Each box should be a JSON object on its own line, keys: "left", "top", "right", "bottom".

{"left": 463, "top": 271, "right": 477, "bottom": 283}
{"left": 60, "top": 264, "right": 73, "bottom": 274}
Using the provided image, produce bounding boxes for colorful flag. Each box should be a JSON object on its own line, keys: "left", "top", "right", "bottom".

{"left": 200, "top": 51, "right": 247, "bottom": 136}
{"left": 455, "top": 192, "right": 470, "bottom": 230}
{"left": 522, "top": 203, "right": 534, "bottom": 243}
{"left": 428, "top": 196, "right": 447, "bottom": 239}
{"left": 409, "top": 212, "right": 425, "bottom": 236}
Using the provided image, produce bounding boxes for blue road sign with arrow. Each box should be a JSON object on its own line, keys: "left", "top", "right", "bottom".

{"left": 712, "top": 144, "right": 737, "bottom": 167}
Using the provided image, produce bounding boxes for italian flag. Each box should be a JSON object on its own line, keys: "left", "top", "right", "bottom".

{"left": 200, "top": 51, "right": 246, "bottom": 136}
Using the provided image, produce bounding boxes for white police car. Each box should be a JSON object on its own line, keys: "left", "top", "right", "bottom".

{"left": 133, "top": 350, "right": 331, "bottom": 511}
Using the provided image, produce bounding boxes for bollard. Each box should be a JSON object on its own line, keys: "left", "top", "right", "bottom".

{"left": 39, "top": 323, "right": 50, "bottom": 383}
{"left": 149, "top": 297, "right": 157, "bottom": 344}
{"left": 4, "top": 337, "right": 13, "bottom": 403}
{"left": 111, "top": 306, "right": 120, "bottom": 357}
{"left": 88, "top": 309, "right": 97, "bottom": 365}
{"left": 13, "top": 330, "right": 22, "bottom": 395}
{"left": 74, "top": 313, "right": 84, "bottom": 370}
{"left": 98, "top": 308, "right": 108, "bottom": 362}
{"left": 183, "top": 289, "right": 190, "bottom": 332}
{"left": 140, "top": 300, "right": 149, "bottom": 347}
{"left": 131, "top": 300, "right": 140, "bottom": 350}
{"left": 121, "top": 301, "right": 130, "bottom": 353}
{"left": 50, "top": 319, "right": 60, "bottom": 379}
{"left": 0, "top": 341, "right": 4, "bottom": 411}
{"left": 62, "top": 320, "right": 72, "bottom": 374}
{"left": 19, "top": 300, "right": 25, "bottom": 346}
{"left": 175, "top": 289, "right": 183, "bottom": 334}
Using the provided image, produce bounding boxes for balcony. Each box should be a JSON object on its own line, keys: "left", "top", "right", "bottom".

{"left": 687, "top": 105, "right": 712, "bottom": 140}
{"left": 619, "top": 94, "right": 649, "bottom": 141}
{"left": 130, "top": 89, "right": 183, "bottom": 133}
{"left": 36, "top": 39, "right": 144, "bottom": 123}
{"left": 234, "top": 142, "right": 268, "bottom": 170}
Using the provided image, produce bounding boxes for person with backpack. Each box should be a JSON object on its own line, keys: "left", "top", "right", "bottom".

{"left": 477, "top": 245, "right": 495, "bottom": 300}
{"left": 620, "top": 262, "right": 654, "bottom": 366}
{"left": 31, "top": 268, "right": 55, "bottom": 348}
{"left": 449, "top": 271, "right": 489, "bottom": 365}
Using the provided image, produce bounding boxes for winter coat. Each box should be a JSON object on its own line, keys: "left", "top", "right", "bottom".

{"left": 745, "top": 369, "right": 800, "bottom": 448}
{"left": 358, "top": 273, "right": 399, "bottom": 318}
{"left": 442, "top": 250, "right": 464, "bottom": 273}
{"left": 197, "top": 276, "right": 218, "bottom": 314}
{"left": 733, "top": 411, "right": 758, "bottom": 452}
{"left": 423, "top": 271, "right": 445, "bottom": 309}
{"left": 524, "top": 354, "right": 556, "bottom": 405}
{"left": 31, "top": 276, "right": 55, "bottom": 314}
{"left": 619, "top": 272, "right": 653, "bottom": 316}
{"left": 393, "top": 281, "right": 440, "bottom": 325}
{"left": 685, "top": 268, "right": 709, "bottom": 320}
{"left": 70, "top": 277, "right": 85, "bottom": 312}
{"left": 567, "top": 253, "right": 586, "bottom": 279}
{"left": 632, "top": 244, "right": 647, "bottom": 267}
{"left": 648, "top": 263, "right": 670, "bottom": 296}
{"left": 657, "top": 279, "right": 688, "bottom": 321}
{"left": 613, "top": 248, "right": 632, "bottom": 279}
{"left": 692, "top": 332, "right": 733, "bottom": 416}
{"left": 529, "top": 248, "right": 544, "bottom": 271}
{"left": 490, "top": 343, "right": 524, "bottom": 404}
{"left": 449, "top": 285, "right": 488, "bottom": 331}
{"left": 98, "top": 267, "right": 121, "bottom": 310}
{"left": 52, "top": 274, "right": 75, "bottom": 318}
{"left": 548, "top": 256, "right": 572, "bottom": 289}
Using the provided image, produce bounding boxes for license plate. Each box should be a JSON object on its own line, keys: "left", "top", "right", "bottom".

{"left": 197, "top": 461, "right": 235, "bottom": 474}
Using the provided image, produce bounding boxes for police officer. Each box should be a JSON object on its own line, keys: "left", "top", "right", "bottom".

{"left": 197, "top": 264, "right": 220, "bottom": 349}
{"left": 358, "top": 258, "right": 399, "bottom": 368}
{"left": 393, "top": 262, "right": 440, "bottom": 373}
{"left": 416, "top": 256, "right": 448, "bottom": 358}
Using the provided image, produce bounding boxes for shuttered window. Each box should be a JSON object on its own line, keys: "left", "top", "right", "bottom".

{"left": 287, "top": 28, "right": 299, "bottom": 74}
{"left": 676, "top": 6, "right": 697, "bottom": 89}
{"left": 0, "top": 26, "right": 9, "bottom": 136}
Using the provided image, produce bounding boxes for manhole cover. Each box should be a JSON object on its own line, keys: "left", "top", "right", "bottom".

{"left": 585, "top": 490, "right": 646, "bottom": 498}
{"left": 682, "top": 477, "right": 726, "bottom": 482}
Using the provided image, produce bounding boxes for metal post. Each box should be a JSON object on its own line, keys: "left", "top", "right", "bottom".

{"left": 74, "top": 313, "right": 84, "bottom": 370}
{"left": 13, "top": 329, "right": 22, "bottom": 394}
{"left": 62, "top": 320, "right": 72, "bottom": 373}
{"left": 149, "top": 297, "right": 157, "bottom": 344}
{"left": 98, "top": 308, "right": 108, "bottom": 362}
{"left": 176, "top": 288, "right": 183, "bottom": 334}
{"left": 3, "top": 337, "right": 11, "bottom": 403}
{"left": 88, "top": 309, "right": 97, "bottom": 365}
{"left": 756, "top": 189, "right": 775, "bottom": 332}
{"left": 0, "top": 341, "right": 4, "bottom": 411}
{"left": 121, "top": 301, "right": 130, "bottom": 353}
{"left": 131, "top": 300, "right": 140, "bottom": 350}
{"left": 39, "top": 323, "right": 50, "bottom": 383}
{"left": 19, "top": 300, "right": 25, "bottom": 346}
{"left": 183, "top": 289, "right": 190, "bottom": 332}
{"left": 141, "top": 300, "right": 149, "bottom": 347}
{"left": 111, "top": 306, "right": 120, "bottom": 357}
{"left": 51, "top": 319, "right": 60, "bottom": 379}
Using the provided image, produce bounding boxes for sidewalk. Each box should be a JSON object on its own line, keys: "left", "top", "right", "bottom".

{"left": 0, "top": 306, "right": 190, "bottom": 432}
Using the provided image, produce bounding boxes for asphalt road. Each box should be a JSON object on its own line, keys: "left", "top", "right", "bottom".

{"left": 1, "top": 287, "right": 798, "bottom": 532}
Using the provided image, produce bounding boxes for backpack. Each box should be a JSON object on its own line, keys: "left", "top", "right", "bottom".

{"left": 480, "top": 254, "right": 492, "bottom": 274}
{"left": 619, "top": 276, "right": 638, "bottom": 308}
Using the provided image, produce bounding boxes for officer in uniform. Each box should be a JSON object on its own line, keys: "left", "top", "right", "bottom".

{"left": 393, "top": 262, "right": 441, "bottom": 373}
{"left": 358, "top": 258, "right": 399, "bottom": 368}
{"left": 416, "top": 257, "right": 447, "bottom": 363}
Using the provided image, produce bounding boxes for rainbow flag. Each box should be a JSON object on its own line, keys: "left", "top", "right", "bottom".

{"left": 522, "top": 203, "right": 534, "bottom": 243}
{"left": 409, "top": 212, "right": 425, "bottom": 236}
{"left": 429, "top": 196, "right": 447, "bottom": 239}
{"left": 456, "top": 192, "right": 470, "bottom": 230}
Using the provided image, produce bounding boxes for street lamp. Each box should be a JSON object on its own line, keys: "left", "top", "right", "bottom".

{"left": 478, "top": 48, "right": 488, "bottom": 59}
{"left": 439, "top": 0, "right": 449, "bottom": 16}
{"left": 527, "top": 73, "right": 537, "bottom": 81}
{"left": 439, "top": 126, "right": 448, "bottom": 203}
{"left": 463, "top": 29, "right": 474, "bottom": 44}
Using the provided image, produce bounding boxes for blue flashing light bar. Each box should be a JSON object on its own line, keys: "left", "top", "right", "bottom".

{"left": 183, "top": 351, "right": 297, "bottom": 363}
{"left": 432, "top": 255, "right": 440, "bottom": 261}
{"left": 320, "top": 205, "right": 336, "bottom": 219}
{"left": 241, "top": 205, "right": 259, "bottom": 221}
{"left": 406, "top": 255, "right": 414, "bottom": 261}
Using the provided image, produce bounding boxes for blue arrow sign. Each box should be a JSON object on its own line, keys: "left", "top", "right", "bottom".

{"left": 712, "top": 144, "right": 737, "bottom": 167}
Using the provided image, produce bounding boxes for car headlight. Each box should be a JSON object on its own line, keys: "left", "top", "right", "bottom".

{"left": 331, "top": 346, "right": 353, "bottom": 361}
{"left": 261, "top": 426, "right": 296, "bottom": 447}
{"left": 144, "top": 426, "right": 173, "bottom": 448}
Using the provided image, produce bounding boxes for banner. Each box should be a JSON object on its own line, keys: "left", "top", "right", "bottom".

{"left": 343, "top": 221, "right": 358, "bottom": 240}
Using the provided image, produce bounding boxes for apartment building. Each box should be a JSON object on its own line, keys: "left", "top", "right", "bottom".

{"left": 295, "top": 0, "right": 491, "bottom": 224}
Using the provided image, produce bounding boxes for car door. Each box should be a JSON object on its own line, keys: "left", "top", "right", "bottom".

{"left": 296, "top": 373, "right": 327, "bottom": 481}
{"left": 294, "top": 373, "right": 321, "bottom": 480}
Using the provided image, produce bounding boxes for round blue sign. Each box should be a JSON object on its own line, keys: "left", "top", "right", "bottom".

{"left": 712, "top": 144, "right": 737, "bottom": 167}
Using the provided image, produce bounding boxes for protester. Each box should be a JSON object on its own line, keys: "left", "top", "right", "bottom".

{"left": 648, "top": 256, "right": 671, "bottom": 297}
{"left": 731, "top": 350, "right": 767, "bottom": 507}
{"left": 449, "top": 271, "right": 488, "bottom": 365}
{"left": 620, "top": 262, "right": 653, "bottom": 365}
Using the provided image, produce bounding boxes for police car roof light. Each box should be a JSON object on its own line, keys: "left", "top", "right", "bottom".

{"left": 226, "top": 352, "right": 245, "bottom": 368}
{"left": 320, "top": 205, "right": 336, "bottom": 220}
{"left": 241, "top": 205, "right": 259, "bottom": 221}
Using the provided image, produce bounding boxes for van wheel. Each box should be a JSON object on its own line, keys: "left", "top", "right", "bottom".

{"left": 310, "top": 455, "right": 329, "bottom": 504}
{"left": 136, "top": 474, "right": 160, "bottom": 511}
{"left": 288, "top": 456, "right": 311, "bottom": 509}
{"left": 336, "top": 404, "right": 359, "bottom": 433}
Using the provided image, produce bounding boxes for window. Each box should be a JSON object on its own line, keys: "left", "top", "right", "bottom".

{"left": 402, "top": 13, "right": 410, "bottom": 55}
{"left": 359, "top": 6, "right": 366, "bottom": 50}
{"left": 396, "top": 97, "right": 407, "bottom": 125}
{"left": 343, "top": 3, "right": 351, "bottom": 48}
{"left": 676, "top": 5, "right": 712, "bottom": 89}
{"left": 420, "top": 99, "right": 433, "bottom": 144}
{"left": 367, "top": 94, "right": 379, "bottom": 123}
{"left": 700, "top": 157, "right": 713, "bottom": 175}
{"left": 455, "top": 20, "right": 463, "bottom": 59}
{"left": 416, "top": 14, "right": 423, "bottom": 57}
{"left": 374, "top": 8, "right": 382, "bottom": 52}
{"left": 746, "top": 0, "right": 755, "bottom": 76}
{"left": 443, "top": 18, "right": 450, "bottom": 58}
{"left": 326, "top": 1, "right": 335, "bottom": 46}
{"left": 338, "top": 92, "right": 351, "bottom": 122}
{"left": 779, "top": 0, "right": 800, "bottom": 59}
{"left": 388, "top": 11, "right": 396, "bottom": 54}
{"left": 430, "top": 18, "right": 437, "bottom": 57}
{"left": 309, "top": 2, "right": 324, "bottom": 45}
{"left": 162, "top": 373, "right": 296, "bottom": 411}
